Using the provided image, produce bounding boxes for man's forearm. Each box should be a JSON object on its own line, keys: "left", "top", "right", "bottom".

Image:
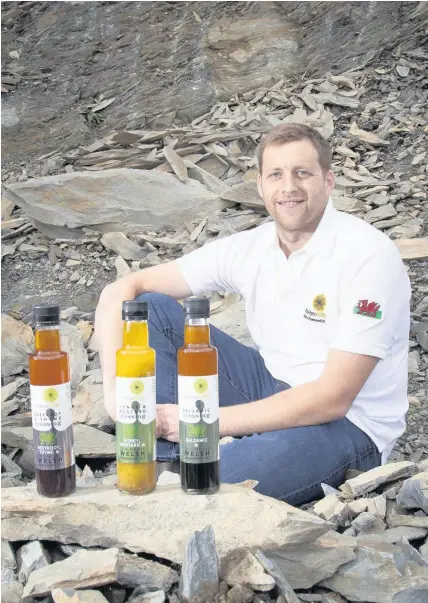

{"left": 219, "top": 380, "right": 350, "bottom": 437}
{"left": 95, "top": 278, "right": 142, "bottom": 420}
{"left": 95, "top": 262, "right": 193, "bottom": 420}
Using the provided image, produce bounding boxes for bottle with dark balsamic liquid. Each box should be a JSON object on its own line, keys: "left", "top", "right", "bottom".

{"left": 178, "top": 297, "right": 220, "bottom": 494}
{"left": 29, "top": 304, "right": 76, "bottom": 497}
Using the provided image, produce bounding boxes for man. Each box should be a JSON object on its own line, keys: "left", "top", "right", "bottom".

{"left": 95, "top": 124, "right": 411, "bottom": 505}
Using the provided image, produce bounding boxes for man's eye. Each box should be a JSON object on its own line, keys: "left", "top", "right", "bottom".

{"left": 297, "top": 169, "right": 310, "bottom": 176}
{"left": 268, "top": 172, "right": 281, "bottom": 178}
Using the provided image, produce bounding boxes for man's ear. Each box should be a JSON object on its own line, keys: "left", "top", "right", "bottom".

{"left": 326, "top": 169, "right": 335, "bottom": 197}
{"left": 257, "top": 172, "right": 263, "bottom": 198}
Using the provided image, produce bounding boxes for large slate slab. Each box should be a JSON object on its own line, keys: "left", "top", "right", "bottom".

{"left": 2, "top": 483, "right": 332, "bottom": 564}
{"left": 5, "top": 169, "right": 228, "bottom": 237}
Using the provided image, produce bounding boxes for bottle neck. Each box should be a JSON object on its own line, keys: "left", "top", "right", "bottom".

{"left": 35, "top": 325, "right": 61, "bottom": 352}
{"left": 122, "top": 320, "right": 149, "bottom": 347}
{"left": 184, "top": 317, "right": 210, "bottom": 345}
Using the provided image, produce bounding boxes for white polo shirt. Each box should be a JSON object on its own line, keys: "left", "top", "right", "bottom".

{"left": 176, "top": 199, "right": 411, "bottom": 462}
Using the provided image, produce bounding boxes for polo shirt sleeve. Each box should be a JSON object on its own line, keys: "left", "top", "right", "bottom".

{"left": 330, "top": 246, "right": 411, "bottom": 359}
{"left": 175, "top": 231, "right": 248, "bottom": 296}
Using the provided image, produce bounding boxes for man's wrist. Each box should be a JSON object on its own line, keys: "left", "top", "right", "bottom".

{"left": 219, "top": 406, "right": 232, "bottom": 438}
{"left": 219, "top": 404, "right": 251, "bottom": 438}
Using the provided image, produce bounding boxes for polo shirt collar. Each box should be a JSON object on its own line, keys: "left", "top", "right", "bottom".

{"left": 272, "top": 197, "right": 338, "bottom": 257}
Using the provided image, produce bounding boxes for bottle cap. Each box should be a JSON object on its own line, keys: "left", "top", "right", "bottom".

{"left": 33, "top": 304, "right": 60, "bottom": 326}
{"left": 122, "top": 300, "right": 148, "bottom": 321}
{"left": 183, "top": 297, "right": 210, "bottom": 318}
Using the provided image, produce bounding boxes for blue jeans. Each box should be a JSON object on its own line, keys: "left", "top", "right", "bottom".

{"left": 138, "top": 293, "right": 381, "bottom": 505}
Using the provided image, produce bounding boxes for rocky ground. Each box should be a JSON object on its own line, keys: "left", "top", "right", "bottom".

{"left": 1, "top": 463, "right": 428, "bottom": 603}
{"left": 1, "top": 31, "right": 428, "bottom": 603}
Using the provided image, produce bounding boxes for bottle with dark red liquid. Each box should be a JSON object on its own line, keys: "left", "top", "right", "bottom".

{"left": 178, "top": 297, "right": 220, "bottom": 494}
{"left": 29, "top": 304, "right": 76, "bottom": 497}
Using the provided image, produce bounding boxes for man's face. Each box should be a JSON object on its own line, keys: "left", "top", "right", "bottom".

{"left": 257, "top": 140, "right": 335, "bottom": 233}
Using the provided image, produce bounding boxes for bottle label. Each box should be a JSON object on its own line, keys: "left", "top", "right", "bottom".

{"left": 116, "top": 376, "right": 156, "bottom": 463}
{"left": 30, "top": 383, "right": 75, "bottom": 471}
{"left": 178, "top": 375, "right": 219, "bottom": 465}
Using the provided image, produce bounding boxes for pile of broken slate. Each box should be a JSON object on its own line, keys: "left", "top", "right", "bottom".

{"left": 1, "top": 459, "right": 428, "bottom": 603}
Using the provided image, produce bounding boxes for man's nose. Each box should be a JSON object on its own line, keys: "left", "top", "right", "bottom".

{"left": 280, "top": 173, "right": 298, "bottom": 193}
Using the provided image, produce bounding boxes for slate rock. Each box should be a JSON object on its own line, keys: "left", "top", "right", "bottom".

{"left": 263, "top": 531, "right": 356, "bottom": 590}
{"left": 352, "top": 512, "right": 386, "bottom": 535}
{"left": 179, "top": 525, "right": 219, "bottom": 602}
{"left": 23, "top": 548, "right": 120, "bottom": 598}
{"left": 226, "top": 584, "right": 254, "bottom": 603}
{"left": 254, "top": 551, "right": 300, "bottom": 603}
{"left": 17, "top": 540, "right": 51, "bottom": 584}
{"left": 340, "top": 462, "right": 418, "bottom": 498}
{"left": 392, "top": 588, "right": 428, "bottom": 603}
{"left": 320, "top": 540, "right": 428, "bottom": 603}
{"left": 100, "top": 232, "right": 147, "bottom": 261}
{"left": 117, "top": 553, "right": 178, "bottom": 591}
{"left": 128, "top": 589, "right": 165, "bottom": 603}
{"left": 397, "top": 472, "right": 428, "bottom": 514}
{"left": 52, "top": 588, "right": 110, "bottom": 603}
{"left": 2, "top": 580, "right": 24, "bottom": 603}
{"left": 220, "top": 549, "right": 275, "bottom": 592}
{"left": 1, "top": 539, "right": 17, "bottom": 570}
{"left": 1, "top": 315, "right": 34, "bottom": 378}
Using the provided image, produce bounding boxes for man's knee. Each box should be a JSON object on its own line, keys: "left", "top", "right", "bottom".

{"left": 135, "top": 292, "right": 176, "bottom": 306}
{"left": 135, "top": 293, "right": 183, "bottom": 331}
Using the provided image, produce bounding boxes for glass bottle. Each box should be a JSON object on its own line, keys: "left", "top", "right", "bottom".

{"left": 178, "top": 297, "right": 220, "bottom": 494}
{"left": 116, "top": 300, "right": 156, "bottom": 494}
{"left": 29, "top": 304, "right": 76, "bottom": 497}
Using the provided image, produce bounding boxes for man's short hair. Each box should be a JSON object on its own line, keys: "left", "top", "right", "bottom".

{"left": 257, "top": 123, "right": 332, "bottom": 174}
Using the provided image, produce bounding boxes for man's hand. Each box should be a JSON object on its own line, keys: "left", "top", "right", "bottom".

{"left": 157, "top": 404, "right": 179, "bottom": 442}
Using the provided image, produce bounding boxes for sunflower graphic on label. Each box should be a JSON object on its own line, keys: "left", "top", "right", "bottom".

{"left": 193, "top": 378, "right": 209, "bottom": 394}
{"left": 129, "top": 379, "right": 144, "bottom": 395}
{"left": 43, "top": 387, "right": 59, "bottom": 404}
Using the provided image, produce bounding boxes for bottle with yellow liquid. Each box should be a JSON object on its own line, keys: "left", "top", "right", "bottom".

{"left": 116, "top": 300, "right": 156, "bottom": 494}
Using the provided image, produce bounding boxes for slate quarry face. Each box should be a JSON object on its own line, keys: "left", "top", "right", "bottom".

{"left": 2, "top": 1, "right": 426, "bottom": 166}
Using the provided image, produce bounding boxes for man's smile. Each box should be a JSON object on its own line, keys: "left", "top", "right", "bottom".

{"left": 276, "top": 199, "right": 305, "bottom": 208}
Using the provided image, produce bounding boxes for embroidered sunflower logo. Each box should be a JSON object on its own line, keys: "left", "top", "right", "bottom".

{"left": 43, "top": 387, "right": 59, "bottom": 404}
{"left": 129, "top": 380, "right": 144, "bottom": 395}
{"left": 193, "top": 378, "right": 208, "bottom": 394}
{"left": 312, "top": 294, "right": 327, "bottom": 313}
